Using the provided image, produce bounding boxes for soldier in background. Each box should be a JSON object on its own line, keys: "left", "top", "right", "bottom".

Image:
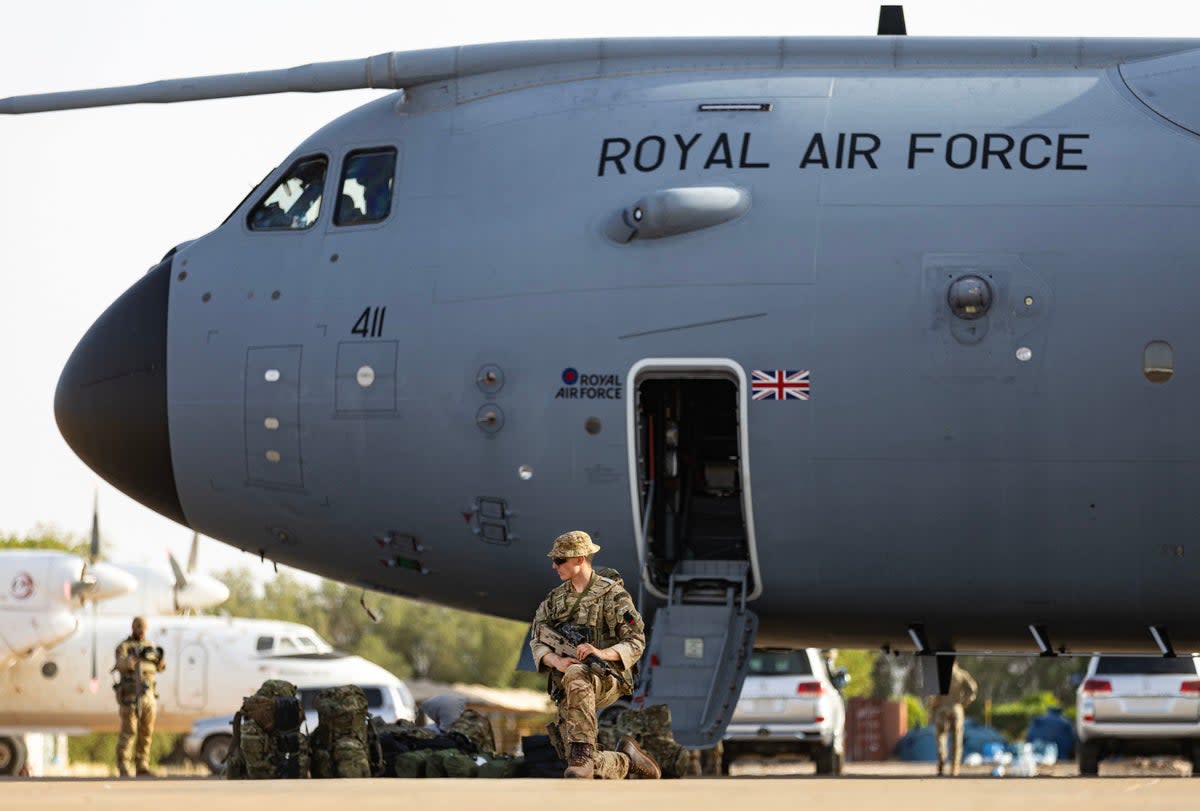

{"left": 927, "top": 663, "right": 978, "bottom": 776}
{"left": 529, "top": 530, "right": 660, "bottom": 780}
{"left": 113, "top": 616, "right": 166, "bottom": 777}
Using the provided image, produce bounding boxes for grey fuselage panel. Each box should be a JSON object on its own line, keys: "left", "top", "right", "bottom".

{"left": 161, "top": 41, "right": 1200, "bottom": 654}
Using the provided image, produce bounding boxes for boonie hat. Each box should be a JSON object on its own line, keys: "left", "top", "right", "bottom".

{"left": 547, "top": 530, "right": 601, "bottom": 559}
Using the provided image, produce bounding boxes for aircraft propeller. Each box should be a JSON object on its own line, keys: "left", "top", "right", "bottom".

{"left": 85, "top": 494, "right": 100, "bottom": 691}
{"left": 168, "top": 533, "right": 230, "bottom": 613}
{"left": 68, "top": 494, "right": 137, "bottom": 691}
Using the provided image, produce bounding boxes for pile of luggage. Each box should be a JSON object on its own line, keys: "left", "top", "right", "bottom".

{"left": 224, "top": 680, "right": 692, "bottom": 779}
{"left": 224, "top": 680, "right": 519, "bottom": 779}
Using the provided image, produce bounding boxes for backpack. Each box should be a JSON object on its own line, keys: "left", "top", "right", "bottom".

{"left": 224, "top": 680, "right": 308, "bottom": 779}
{"left": 446, "top": 709, "right": 496, "bottom": 754}
{"left": 310, "top": 685, "right": 372, "bottom": 778}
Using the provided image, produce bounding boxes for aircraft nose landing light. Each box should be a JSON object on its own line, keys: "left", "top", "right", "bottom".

{"left": 54, "top": 258, "right": 187, "bottom": 525}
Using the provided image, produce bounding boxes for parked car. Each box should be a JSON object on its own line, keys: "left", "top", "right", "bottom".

{"left": 183, "top": 681, "right": 416, "bottom": 774}
{"left": 721, "top": 648, "right": 848, "bottom": 775}
{"left": 1075, "top": 654, "right": 1200, "bottom": 776}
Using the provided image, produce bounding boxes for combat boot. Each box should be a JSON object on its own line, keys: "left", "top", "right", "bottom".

{"left": 616, "top": 736, "right": 661, "bottom": 779}
{"left": 564, "top": 742, "right": 595, "bottom": 779}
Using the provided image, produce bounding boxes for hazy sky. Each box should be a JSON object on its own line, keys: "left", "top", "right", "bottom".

{"left": 1, "top": 0, "right": 1196, "bottom": 583}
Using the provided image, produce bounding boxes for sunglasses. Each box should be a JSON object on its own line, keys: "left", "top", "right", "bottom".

{"left": 552, "top": 557, "right": 569, "bottom": 566}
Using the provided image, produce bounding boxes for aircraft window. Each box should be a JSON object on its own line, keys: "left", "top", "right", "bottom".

{"left": 362, "top": 687, "right": 385, "bottom": 709}
{"left": 277, "top": 637, "right": 298, "bottom": 652}
{"left": 1144, "top": 341, "right": 1174, "bottom": 383}
{"left": 256, "top": 636, "right": 273, "bottom": 652}
{"left": 248, "top": 155, "right": 328, "bottom": 231}
{"left": 335, "top": 148, "right": 397, "bottom": 226}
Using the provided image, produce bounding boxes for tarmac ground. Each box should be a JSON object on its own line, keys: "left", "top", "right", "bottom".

{"left": 6, "top": 758, "right": 1197, "bottom": 811}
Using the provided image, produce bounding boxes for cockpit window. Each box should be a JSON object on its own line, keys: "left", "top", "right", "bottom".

{"left": 335, "top": 148, "right": 397, "bottom": 226}
{"left": 248, "top": 155, "right": 328, "bottom": 231}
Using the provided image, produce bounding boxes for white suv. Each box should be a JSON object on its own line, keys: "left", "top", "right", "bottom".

{"left": 721, "top": 648, "right": 847, "bottom": 775}
{"left": 1076, "top": 654, "right": 1200, "bottom": 776}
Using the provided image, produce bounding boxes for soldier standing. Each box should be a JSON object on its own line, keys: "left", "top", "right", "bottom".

{"left": 927, "top": 663, "right": 978, "bottom": 776}
{"left": 113, "top": 616, "right": 166, "bottom": 777}
{"left": 529, "top": 531, "right": 661, "bottom": 780}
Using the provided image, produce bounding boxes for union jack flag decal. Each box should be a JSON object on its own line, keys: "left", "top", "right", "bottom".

{"left": 751, "top": 369, "right": 811, "bottom": 401}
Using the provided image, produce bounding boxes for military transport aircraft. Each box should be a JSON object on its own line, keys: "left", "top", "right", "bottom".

{"left": 5, "top": 6, "right": 1200, "bottom": 745}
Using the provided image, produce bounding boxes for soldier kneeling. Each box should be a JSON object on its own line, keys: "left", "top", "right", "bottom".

{"left": 529, "top": 531, "right": 660, "bottom": 780}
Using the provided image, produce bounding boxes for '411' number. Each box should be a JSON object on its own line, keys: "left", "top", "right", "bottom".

{"left": 351, "top": 306, "right": 386, "bottom": 338}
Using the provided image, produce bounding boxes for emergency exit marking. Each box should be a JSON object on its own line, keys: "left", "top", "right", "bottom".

{"left": 685, "top": 638, "right": 705, "bottom": 659}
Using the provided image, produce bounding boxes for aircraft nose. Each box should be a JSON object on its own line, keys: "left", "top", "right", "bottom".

{"left": 55, "top": 258, "right": 188, "bottom": 525}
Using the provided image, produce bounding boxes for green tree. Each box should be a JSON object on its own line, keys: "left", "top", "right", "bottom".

{"left": 0, "top": 524, "right": 88, "bottom": 556}
{"left": 832, "top": 649, "right": 876, "bottom": 698}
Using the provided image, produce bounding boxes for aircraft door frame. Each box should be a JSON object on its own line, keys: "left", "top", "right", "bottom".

{"left": 626, "top": 358, "right": 762, "bottom": 601}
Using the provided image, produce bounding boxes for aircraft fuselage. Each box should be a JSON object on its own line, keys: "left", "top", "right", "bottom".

{"left": 57, "top": 38, "right": 1200, "bottom": 655}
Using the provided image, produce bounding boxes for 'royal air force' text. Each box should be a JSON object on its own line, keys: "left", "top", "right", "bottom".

{"left": 597, "top": 131, "right": 1090, "bottom": 177}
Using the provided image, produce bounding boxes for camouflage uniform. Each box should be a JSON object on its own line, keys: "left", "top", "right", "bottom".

{"left": 927, "top": 665, "right": 978, "bottom": 776}
{"left": 530, "top": 531, "right": 647, "bottom": 779}
{"left": 113, "top": 617, "right": 165, "bottom": 777}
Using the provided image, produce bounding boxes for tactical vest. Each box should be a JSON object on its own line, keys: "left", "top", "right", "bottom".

{"left": 112, "top": 637, "right": 162, "bottom": 705}
{"left": 545, "top": 570, "right": 638, "bottom": 694}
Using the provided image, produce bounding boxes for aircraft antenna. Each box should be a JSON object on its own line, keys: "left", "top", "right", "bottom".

{"left": 878, "top": 5, "right": 907, "bottom": 35}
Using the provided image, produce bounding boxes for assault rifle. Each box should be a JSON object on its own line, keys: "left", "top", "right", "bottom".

{"left": 537, "top": 623, "right": 616, "bottom": 679}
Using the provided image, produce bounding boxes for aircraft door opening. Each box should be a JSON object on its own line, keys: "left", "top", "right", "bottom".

{"left": 628, "top": 360, "right": 761, "bottom": 601}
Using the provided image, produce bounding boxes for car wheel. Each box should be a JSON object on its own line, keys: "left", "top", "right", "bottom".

{"left": 719, "top": 745, "right": 735, "bottom": 776}
{"left": 0, "top": 736, "right": 27, "bottom": 776}
{"left": 1191, "top": 742, "right": 1200, "bottom": 777}
{"left": 813, "top": 744, "right": 835, "bottom": 775}
{"left": 201, "top": 733, "right": 233, "bottom": 775}
{"left": 1078, "top": 741, "right": 1100, "bottom": 776}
